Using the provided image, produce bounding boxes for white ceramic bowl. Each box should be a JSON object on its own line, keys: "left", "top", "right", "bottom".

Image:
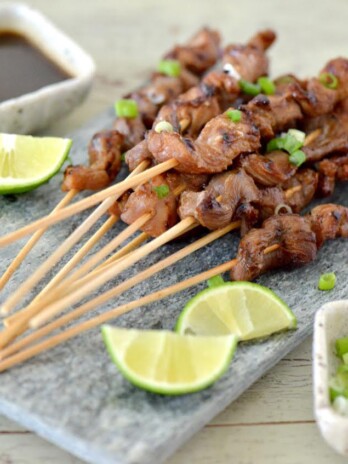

{"left": 0, "top": 3, "right": 95, "bottom": 134}
{"left": 313, "top": 300, "right": 348, "bottom": 455}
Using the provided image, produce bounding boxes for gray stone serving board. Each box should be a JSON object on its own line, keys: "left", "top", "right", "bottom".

{"left": 0, "top": 108, "right": 347, "bottom": 464}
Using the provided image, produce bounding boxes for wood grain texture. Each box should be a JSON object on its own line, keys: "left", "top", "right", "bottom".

{"left": 1, "top": 0, "right": 348, "bottom": 462}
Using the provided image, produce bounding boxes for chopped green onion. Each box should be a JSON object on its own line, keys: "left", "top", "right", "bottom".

{"left": 343, "top": 353, "right": 348, "bottom": 365}
{"left": 226, "top": 109, "right": 242, "bottom": 123}
{"left": 266, "top": 137, "right": 285, "bottom": 152}
{"left": 283, "top": 134, "right": 303, "bottom": 154}
{"left": 239, "top": 79, "right": 261, "bottom": 96}
{"left": 288, "top": 129, "right": 306, "bottom": 144}
{"left": 257, "top": 76, "right": 275, "bottom": 95}
{"left": 157, "top": 59, "right": 181, "bottom": 77}
{"left": 153, "top": 184, "right": 170, "bottom": 199}
{"left": 319, "top": 72, "right": 338, "bottom": 89}
{"left": 207, "top": 275, "right": 225, "bottom": 288}
{"left": 114, "top": 99, "right": 138, "bottom": 119}
{"left": 336, "top": 338, "right": 348, "bottom": 358}
{"left": 154, "top": 121, "right": 174, "bottom": 133}
{"left": 121, "top": 152, "right": 126, "bottom": 162}
{"left": 318, "top": 272, "right": 336, "bottom": 291}
{"left": 288, "top": 150, "right": 306, "bottom": 167}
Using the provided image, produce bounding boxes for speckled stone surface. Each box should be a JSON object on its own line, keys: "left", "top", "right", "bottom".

{"left": 0, "top": 109, "right": 347, "bottom": 464}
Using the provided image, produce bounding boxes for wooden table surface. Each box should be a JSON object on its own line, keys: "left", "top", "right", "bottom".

{"left": 1, "top": 0, "right": 348, "bottom": 462}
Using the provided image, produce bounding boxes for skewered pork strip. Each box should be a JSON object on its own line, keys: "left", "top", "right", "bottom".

{"left": 127, "top": 30, "right": 276, "bottom": 171}
{"left": 230, "top": 204, "right": 348, "bottom": 281}
{"left": 61, "top": 27, "right": 221, "bottom": 192}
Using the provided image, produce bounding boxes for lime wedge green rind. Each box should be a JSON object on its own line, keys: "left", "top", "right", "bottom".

{"left": 176, "top": 281, "right": 296, "bottom": 341}
{"left": 0, "top": 134, "right": 72, "bottom": 194}
{"left": 102, "top": 326, "right": 238, "bottom": 395}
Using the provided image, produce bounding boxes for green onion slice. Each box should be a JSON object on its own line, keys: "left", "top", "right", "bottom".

{"left": 154, "top": 121, "right": 174, "bottom": 133}
{"left": 319, "top": 72, "right": 338, "bottom": 89}
{"left": 226, "top": 109, "right": 242, "bottom": 123}
{"left": 239, "top": 79, "right": 261, "bottom": 96}
{"left": 336, "top": 338, "right": 348, "bottom": 358}
{"left": 153, "top": 184, "right": 170, "bottom": 199}
{"left": 121, "top": 152, "right": 126, "bottom": 162}
{"left": 257, "top": 76, "right": 275, "bottom": 95}
{"left": 207, "top": 275, "right": 226, "bottom": 288}
{"left": 318, "top": 272, "right": 336, "bottom": 291}
{"left": 157, "top": 59, "right": 181, "bottom": 77}
{"left": 288, "top": 150, "right": 306, "bottom": 167}
{"left": 288, "top": 129, "right": 306, "bottom": 144}
{"left": 115, "top": 99, "right": 138, "bottom": 119}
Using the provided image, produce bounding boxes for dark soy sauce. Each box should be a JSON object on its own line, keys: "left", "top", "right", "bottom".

{"left": 0, "top": 31, "right": 72, "bottom": 102}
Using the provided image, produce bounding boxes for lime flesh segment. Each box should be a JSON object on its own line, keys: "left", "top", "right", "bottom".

{"left": 102, "top": 326, "right": 238, "bottom": 395}
{"left": 0, "top": 133, "right": 72, "bottom": 194}
{"left": 176, "top": 282, "right": 296, "bottom": 341}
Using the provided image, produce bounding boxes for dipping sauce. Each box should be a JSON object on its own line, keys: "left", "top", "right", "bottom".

{"left": 0, "top": 31, "right": 71, "bottom": 103}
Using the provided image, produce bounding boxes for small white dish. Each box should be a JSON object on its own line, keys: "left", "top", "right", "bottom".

{"left": 0, "top": 3, "right": 95, "bottom": 134}
{"left": 313, "top": 300, "right": 348, "bottom": 456}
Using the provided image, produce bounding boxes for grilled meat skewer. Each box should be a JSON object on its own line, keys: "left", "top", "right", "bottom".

{"left": 230, "top": 203, "right": 348, "bottom": 281}
{"left": 61, "top": 27, "right": 221, "bottom": 192}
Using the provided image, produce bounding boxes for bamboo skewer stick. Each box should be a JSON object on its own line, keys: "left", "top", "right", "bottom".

{"left": 0, "top": 222, "right": 240, "bottom": 361}
{"left": 51, "top": 183, "right": 186, "bottom": 290}
{"left": 0, "top": 190, "right": 77, "bottom": 292}
{"left": 29, "top": 217, "right": 197, "bottom": 329}
{"left": 0, "top": 239, "right": 283, "bottom": 371}
{"left": 0, "top": 159, "right": 177, "bottom": 248}
{"left": 0, "top": 258, "right": 235, "bottom": 372}
{"left": 3, "top": 232, "right": 149, "bottom": 328}
{"left": 0, "top": 161, "right": 150, "bottom": 316}
{"left": 0, "top": 217, "right": 196, "bottom": 349}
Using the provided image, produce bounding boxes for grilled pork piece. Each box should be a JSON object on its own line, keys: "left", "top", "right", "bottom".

{"left": 230, "top": 204, "right": 348, "bottom": 281}
{"left": 164, "top": 27, "right": 221, "bottom": 75}
{"left": 128, "top": 30, "right": 276, "bottom": 172}
{"left": 62, "top": 130, "right": 123, "bottom": 191}
{"left": 281, "top": 168, "right": 318, "bottom": 213}
{"left": 120, "top": 172, "right": 207, "bottom": 237}
{"left": 303, "top": 114, "right": 348, "bottom": 163}
{"left": 148, "top": 111, "right": 261, "bottom": 174}
{"left": 223, "top": 29, "right": 276, "bottom": 83}
{"left": 179, "top": 169, "right": 259, "bottom": 229}
{"left": 291, "top": 58, "right": 348, "bottom": 117}
{"left": 121, "top": 174, "right": 178, "bottom": 237}
{"left": 240, "top": 151, "right": 297, "bottom": 187}
{"left": 310, "top": 203, "right": 348, "bottom": 248}
{"left": 62, "top": 28, "right": 221, "bottom": 192}
{"left": 316, "top": 155, "right": 348, "bottom": 197}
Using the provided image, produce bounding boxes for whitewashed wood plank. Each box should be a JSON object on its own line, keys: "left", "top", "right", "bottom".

{"left": 0, "top": 415, "right": 25, "bottom": 433}
{"left": 0, "top": 434, "right": 83, "bottom": 464}
{"left": 169, "top": 423, "right": 347, "bottom": 464}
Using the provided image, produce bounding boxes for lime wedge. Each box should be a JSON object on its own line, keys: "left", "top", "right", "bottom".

{"left": 102, "top": 325, "right": 238, "bottom": 395}
{"left": 176, "top": 282, "right": 296, "bottom": 341}
{"left": 0, "top": 133, "right": 72, "bottom": 194}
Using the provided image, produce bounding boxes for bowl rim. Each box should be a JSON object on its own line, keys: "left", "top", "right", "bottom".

{"left": 0, "top": 2, "right": 95, "bottom": 109}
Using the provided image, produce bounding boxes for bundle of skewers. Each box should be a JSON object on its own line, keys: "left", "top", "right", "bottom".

{"left": 0, "top": 27, "right": 347, "bottom": 372}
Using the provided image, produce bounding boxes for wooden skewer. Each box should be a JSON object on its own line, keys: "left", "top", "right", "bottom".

{"left": 0, "top": 258, "right": 234, "bottom": 371}
{"left": 3, "top": 232, "right": 149, "bottom": 328}
{"left": 0, "top": 161, "right": 150, "bottom": 316}
{"left": 54, "top": 183, "right": 186, "bottom": 289}
{"left": 284, "top": 185, "right": 302, "bottom": 198}
{"left": 303, "top": 128, "right": 321, "bottom": 146}
{"left": 0, "top": 190, "right": 77, "bottom": 292}
{"left": 97, "top": 232, "right": 148, "bottom": 269}
{"left": 28, "top": 217, "right": 196, "bottom": 329}
{"left": 0, "top": 159, "right": 177, "bottom": 248}
{"left": 0, "top": 222, "right": 240, "bottom": 360}
{"left": 0, "top": 239, "right": 283, "bottom": 371}
{"left": 0, "top": 217, "right": 196, "bottom": 349}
